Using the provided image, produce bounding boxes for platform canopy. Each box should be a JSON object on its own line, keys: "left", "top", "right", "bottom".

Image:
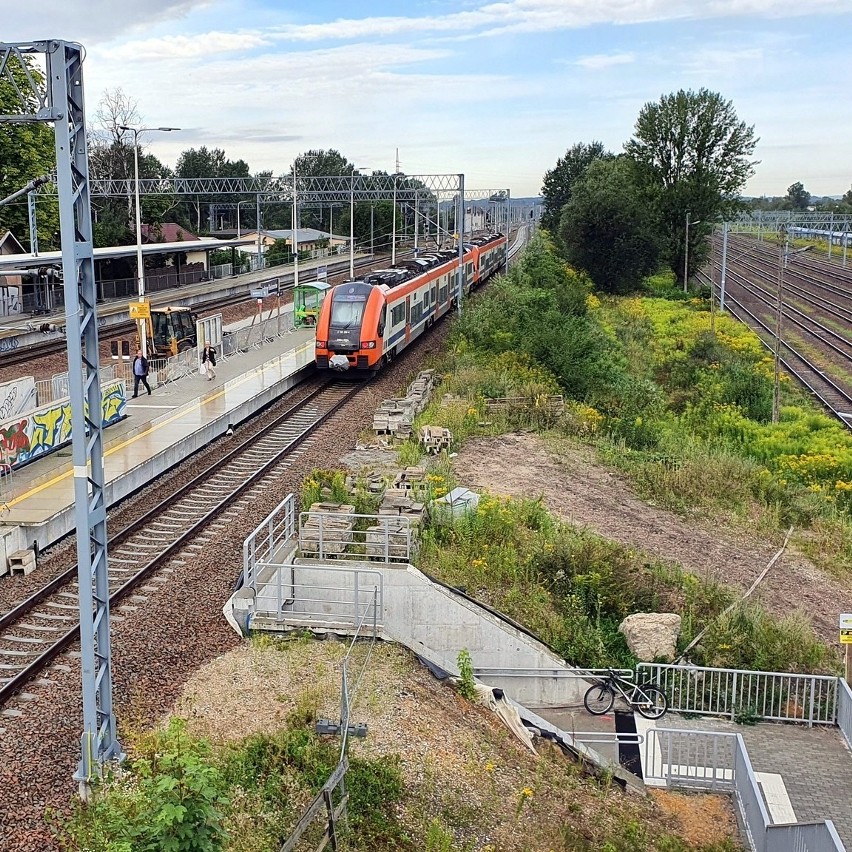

{"left": 0, "top": 236, "right": 255, "bottom": 273}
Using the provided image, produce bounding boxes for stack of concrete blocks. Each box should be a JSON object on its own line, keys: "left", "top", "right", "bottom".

{"left": 419, "top": 425, "right": 452, "bottom": 455}
{"left": 375, "top": 467, "right": 428, "bottom": 561}
{"left": 7, "top": 548, "right": 36, "bottom": 576}
{"left": 484, "top": 394, "right": 565, "bottom": 418}
{"left": 372, "top": 370, "right": 438, "bottom": 443}
{"left": 300, "top": 502, "right": 356, "bottom": 558}
{"left": 344, "top": 471, "right": 386, "bottom": 496}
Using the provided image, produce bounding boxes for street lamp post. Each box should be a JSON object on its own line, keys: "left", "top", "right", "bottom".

{"left": 119, "top": 125, "right": 180, "bottom": 357}
{"left": 683, "top": 212, "right": 701, "bottom": 293}
{"left": 236, "top": 199, "right": 251, "bottom": 238}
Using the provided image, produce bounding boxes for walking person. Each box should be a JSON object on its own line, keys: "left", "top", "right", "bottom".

{"left": 132, "top": 349, "right": 151, "bottom": 397}
{"left": 201, "top": 343, "right": 217, "bottom": 381}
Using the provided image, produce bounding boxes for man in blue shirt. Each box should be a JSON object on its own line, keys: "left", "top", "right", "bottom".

{"left": 132, "top": 349, "right": 152, "bottom": 397}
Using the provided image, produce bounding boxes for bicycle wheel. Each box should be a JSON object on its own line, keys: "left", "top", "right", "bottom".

{"left": 584, "top": 682, "right": 615, "bottom": 715}
{"left": 633, "top": 685, "right": 668, "bottom": 719}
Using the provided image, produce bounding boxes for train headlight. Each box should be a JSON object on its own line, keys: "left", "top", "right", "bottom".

{"left": 360, "top": 341, "right": 377, "bottom": 349}
{"left": 315, "top": 340, "right": 327, "bottom": 349}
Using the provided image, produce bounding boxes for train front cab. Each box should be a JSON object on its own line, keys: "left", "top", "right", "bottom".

{"left": 315, "top": 281, "right": 385, "bottom": 372}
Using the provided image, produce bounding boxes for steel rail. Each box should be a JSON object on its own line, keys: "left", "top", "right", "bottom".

{"left": 0, "top": 377, "right": 367, "bottom": 703}
{"left": 699, "top": 269, "right": 852, "bottom": 424}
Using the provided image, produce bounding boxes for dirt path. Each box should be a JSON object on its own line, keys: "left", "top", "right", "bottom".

{"left": 452, "top": 433, "right": 851, "bottom": 646}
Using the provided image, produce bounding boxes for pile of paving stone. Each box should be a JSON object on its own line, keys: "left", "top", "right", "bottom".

{"left": 372, "top": 369, "right": 437, "bottom": 441}
{"left": 418, "top": 424, "right": 452, "bottom": 454}
{"left": 300, "top": 502, "right": 355, "bottom": 556}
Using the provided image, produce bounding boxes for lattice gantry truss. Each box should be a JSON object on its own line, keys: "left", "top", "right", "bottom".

{"left": 0, "top": 40, "right": 121, "bottom": 793}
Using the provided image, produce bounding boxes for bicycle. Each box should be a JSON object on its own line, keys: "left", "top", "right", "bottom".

{"left": 583, "top": 669, "right": 668, "bottom": 720}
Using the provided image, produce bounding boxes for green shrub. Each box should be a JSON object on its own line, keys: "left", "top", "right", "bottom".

{"left": 58, "top": 719, "right": 228, "bottom": 852}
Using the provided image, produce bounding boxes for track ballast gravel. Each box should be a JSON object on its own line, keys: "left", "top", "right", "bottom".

{"left": 0, "top": 317, "right": 449, "bottom": 852}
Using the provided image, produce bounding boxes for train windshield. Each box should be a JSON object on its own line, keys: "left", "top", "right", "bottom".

{"left": 330, "top": 294, "right": 366, "bottom": 327}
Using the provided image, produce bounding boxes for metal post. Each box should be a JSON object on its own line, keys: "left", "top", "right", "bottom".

{"left": 349, "top": 167, "right": 355, "bottom": 279}
{"left": 505, "top": 189, "right": 511, "bottom": 268}
{"left": 370, "top": 204, "right": 374, "bottom": 256}
{"left": 829, "top": 213, "right": 834, "bottom": 259}
{"left": 772, "top": 238, "right": 787, "bottom": 424}
{"left": 27, "top": 189, "right": 38, "bottom": 255}
{"left": 683, "top": 211, "right": 690, "bottom": 293}
{"left": 720, "top": 221, "right": 728, "bottom": 312}
{"left": 38, "top": 39, "right": 121, "bottom": 793}
{"left": 456, "top": 174, "right": 465, "bottom": 315}
{"left": 130, "top": 131, "right": 146, "bottom": 356}
{"left": 256, "top": 193, "right": 262, "bottom": 272}
{"left": 414, "top": 191, "right": 418, "bottom": 252}
{"left": 844, "top": 231, "right": 849, "bottom": 268}
{"left": 391, "top": 174, "right": 397, "bottom": 266}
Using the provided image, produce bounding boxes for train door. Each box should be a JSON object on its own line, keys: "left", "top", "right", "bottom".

{"left": 405, "top": 296, "right": 411, "bottom": 344}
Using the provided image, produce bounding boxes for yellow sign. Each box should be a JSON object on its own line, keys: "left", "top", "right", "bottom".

{"left": 842, "top": 629, "right": 852, "bottom": 644}
{"left": 128, "top": 301, "right": 151, "bottom": 321}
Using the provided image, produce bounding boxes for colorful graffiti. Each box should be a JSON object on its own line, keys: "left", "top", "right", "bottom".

{"left": 0, "top": 381, "right": 126, "bottom": 468}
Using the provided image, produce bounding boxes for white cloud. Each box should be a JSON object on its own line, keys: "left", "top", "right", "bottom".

{"left": 575, "top": 52, "right": 635, "bottom": 70}
{"left": 5, "top": 0, "right": 214, "bottom": 44}
{"left": 102, "top": 31, "right": 271, "bottom": 61}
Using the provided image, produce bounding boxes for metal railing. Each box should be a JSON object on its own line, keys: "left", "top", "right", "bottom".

{"left": 251, "top": 562, "right": 383, "bottom": 632}
{"left": 222, "top": 312, "right": 295, "bottom": 356}
{"left": 836, "top": 678, "right": 852, "bottom": 751}
{"left": 644, "top": 729, "right": 844, "bottom": 851}
{"left": 298, "top": 511, "right": 416, "bottom": 564}
{"left": 637, "top": 662, "right": 838, "bottom": 726}
{"left": 244, "top": 493, "right": 297, "bottom": 589}
{"left": 643, "top": 728, "right": 736, "bottom": 791}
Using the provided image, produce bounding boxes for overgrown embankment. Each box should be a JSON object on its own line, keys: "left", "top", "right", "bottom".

{"left": 392, "top": 232, "right": 848, "bottom": 675}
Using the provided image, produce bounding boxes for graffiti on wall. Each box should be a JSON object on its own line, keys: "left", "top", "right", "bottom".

{"left": 0, "top": 377, "right": 37, "bottom": 423}
{"left": 0, "top": 381, "right": 126, "bottom": 468}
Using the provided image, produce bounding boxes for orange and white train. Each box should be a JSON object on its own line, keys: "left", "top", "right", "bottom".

{"left": 315, "top": 233, "right": 507, "bottom": 371}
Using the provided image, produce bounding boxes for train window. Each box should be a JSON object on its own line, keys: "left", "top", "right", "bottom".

{"left": 439, "top": 286, "right": 448, "bottom": 302}
{"left": 391, "top": 304, "right": 405, "bottom": 325}
{"left": 331, "top": 294, "right": 366, "bottom": 326}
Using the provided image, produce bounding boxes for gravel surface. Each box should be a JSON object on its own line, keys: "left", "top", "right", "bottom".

{"left": 0, "top": 316, "right": 449, "bottom": 851}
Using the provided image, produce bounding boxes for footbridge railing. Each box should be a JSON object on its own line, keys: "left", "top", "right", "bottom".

{"left": 644, "top": 728, "right": 844, "bottom": 852}
{"left": 637, "top": 662, "right": 838, "bottom": 727}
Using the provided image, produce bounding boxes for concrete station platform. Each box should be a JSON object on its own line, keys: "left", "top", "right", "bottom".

{"left": 0, "top": 326, "right": 317, "bottom": 565}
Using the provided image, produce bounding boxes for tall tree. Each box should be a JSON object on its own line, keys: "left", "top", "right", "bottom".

{"left": 558, "top": 158, "right": 661, "bottom": 294}
{"left": 88, "top": 88, "right": 177, "bottom": 249}
{"left": 540, "top": 141, "right": 612, "bottom": 234}
{"left": 625, "top": 88, "right": 758, "bottom": 285}
{"left": 785, "top": 181, "right": 810, "bottom": 211}
{"left": 0, "top": 55, "right": 58, "bottom": 250}
{"left": 175, "top": 146, "right": 250, "bottom": 233}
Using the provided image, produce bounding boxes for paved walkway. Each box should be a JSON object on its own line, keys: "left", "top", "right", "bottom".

{"left": 538, "top": 705, "right": 852, "bottom": 847}
{"left": 661, "top": 714, "right": 852, "bottom": 848}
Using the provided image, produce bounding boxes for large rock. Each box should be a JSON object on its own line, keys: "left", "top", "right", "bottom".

{"left": 618, "top": 613, "right": 681, "bottom": 662}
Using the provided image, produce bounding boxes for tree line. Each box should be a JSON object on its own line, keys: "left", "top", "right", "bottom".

{"left": 540, "top": 88, "right": 761, "bottom": 292}
{"left": 0, "top": 68, "right": 417, "bottom": 271}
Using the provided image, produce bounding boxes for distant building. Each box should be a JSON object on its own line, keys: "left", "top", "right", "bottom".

{"left": 141, "top": 223, "right": 208, "bottom": 268}
{"left": 0, "top": 231, "right": 26, "bottom": 316}
{"left": 239, "top": 228, "right": 349, "bottom": 261}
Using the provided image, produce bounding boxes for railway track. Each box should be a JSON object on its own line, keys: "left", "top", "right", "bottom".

{"left": 0, "top": 376, "right": 365, "bottom": 704}
{"left": 697, "top": 268, "right": 852, "bottom": 423}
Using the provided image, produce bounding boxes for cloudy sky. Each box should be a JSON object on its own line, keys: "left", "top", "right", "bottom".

{"left": 8, "top": 0, "right": 851, "bottom": 198}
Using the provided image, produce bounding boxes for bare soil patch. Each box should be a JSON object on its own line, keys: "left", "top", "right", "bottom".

{"left": 452, "top": 433, "right": 850, "bottom": 646}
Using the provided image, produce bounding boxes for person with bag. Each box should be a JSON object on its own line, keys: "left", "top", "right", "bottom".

{"left": 201, "top": 344, "right": 217, "bottom": 381}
